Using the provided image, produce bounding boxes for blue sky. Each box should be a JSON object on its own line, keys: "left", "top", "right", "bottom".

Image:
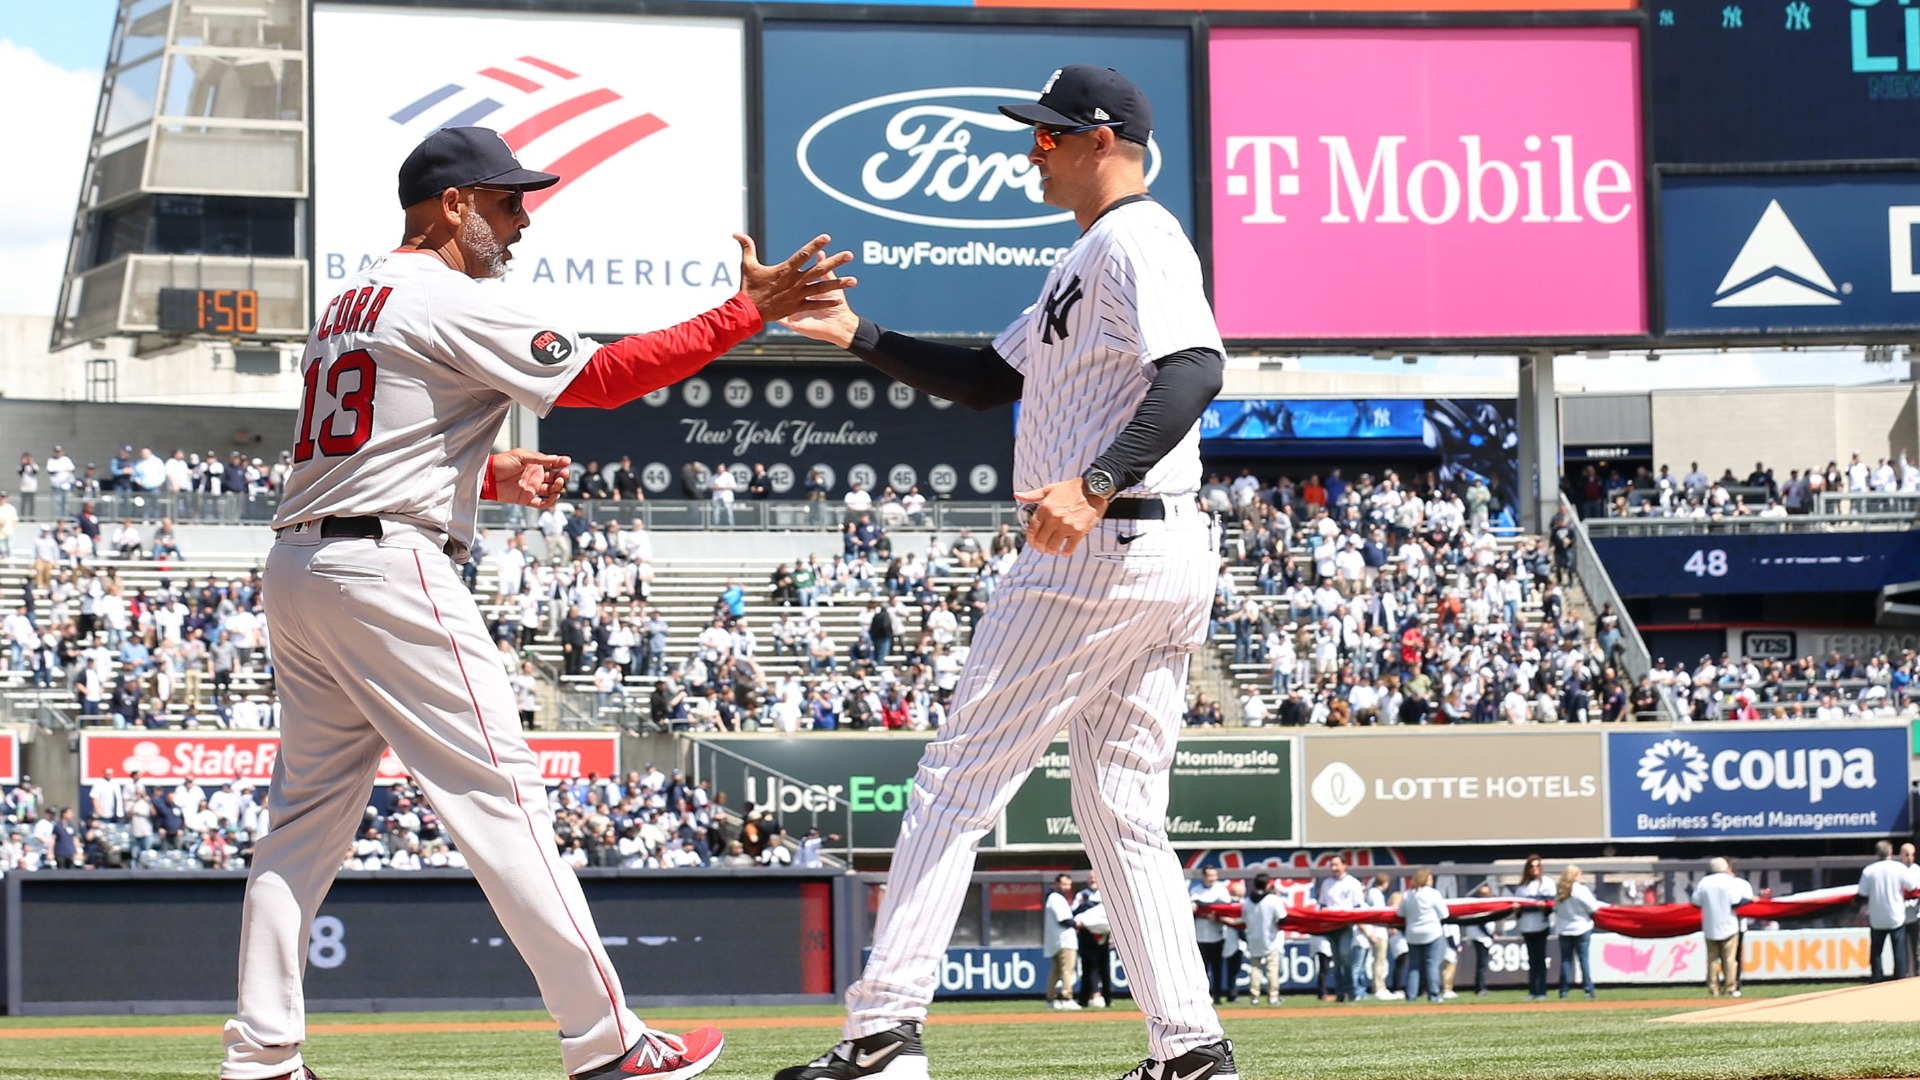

{"left": 3, "top": 1, "right": 117, "bottom": 70}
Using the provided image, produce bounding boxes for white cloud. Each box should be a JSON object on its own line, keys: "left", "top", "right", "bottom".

{"left": 0, "top": 40, "right": 101, "bottom": 317}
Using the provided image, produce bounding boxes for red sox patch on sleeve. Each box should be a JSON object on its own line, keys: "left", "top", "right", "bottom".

{"left": 531, "top": 330, "right": 574, "bottom": 365}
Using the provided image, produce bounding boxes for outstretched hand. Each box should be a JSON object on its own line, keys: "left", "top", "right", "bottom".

{"left": 738, "top": 233, "right": 856, "bottom": 325}
{"left": 490, "top": 448, "right": 572, "bottom": 509}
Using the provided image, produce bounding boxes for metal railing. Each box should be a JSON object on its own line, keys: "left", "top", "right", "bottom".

{"left": 682, "top": 738, "right": 856, "bottom": 866}
{"left": 12, "top": 495, "right": 1027, "bottom": 533}
{"left": 1585, "top": 510, "right": 1918, "bottom": 537}
{"left": 1560, "top": 494, "right": 1669, "bottom": 719}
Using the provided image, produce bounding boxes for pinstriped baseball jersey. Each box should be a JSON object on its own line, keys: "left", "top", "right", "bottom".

{"left": 992, "top": 198, "right": 1222, "bottom": 497}
{"left": 274, "top": 252, "right": 595, "bottom": 547}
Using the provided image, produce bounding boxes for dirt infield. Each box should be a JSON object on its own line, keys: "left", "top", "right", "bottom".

{"left": 0, "top": 997, "right": 1756, "bottom": 1040}
{"left": 1655, "top": 979, "right": 1920, "bottom": 1025}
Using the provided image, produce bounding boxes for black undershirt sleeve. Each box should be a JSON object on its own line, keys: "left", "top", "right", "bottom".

{"left": 847, "top": 318, "right": 1023, "bottom": 411}
{"left": 1089, "top": 347, "right": 1226, "bottom": 490}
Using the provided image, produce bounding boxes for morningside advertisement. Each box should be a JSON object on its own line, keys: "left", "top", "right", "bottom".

{"left": 313, "top": 5, "right": 746, "bottom": 335}
{"left": 1209, "top": 27, "right": 1647, "bottom": 342}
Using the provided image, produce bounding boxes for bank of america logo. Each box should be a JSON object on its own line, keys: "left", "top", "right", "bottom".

{"left": 390, "top": 55, "right": 667, "bottom": 213}
{"left": 1711, "top": 200, "right": 1841, "bottom": 308}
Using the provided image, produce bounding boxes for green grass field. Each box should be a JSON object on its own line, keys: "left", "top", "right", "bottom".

{"left": 2, "top": 985, "right": 1917, "bottom": 1080}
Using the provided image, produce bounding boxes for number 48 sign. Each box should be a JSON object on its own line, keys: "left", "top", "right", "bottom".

{"left": 1683, "top": 548, "right": 1729, "bottom": 578}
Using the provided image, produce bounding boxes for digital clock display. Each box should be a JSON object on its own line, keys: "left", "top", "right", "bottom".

{"left": 157, "top": 287, "right": 260, "bottom": 335}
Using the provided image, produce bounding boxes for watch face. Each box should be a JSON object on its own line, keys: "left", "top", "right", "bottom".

{"left": 1086, "top": 470, "right": 1116, "bottom": 497}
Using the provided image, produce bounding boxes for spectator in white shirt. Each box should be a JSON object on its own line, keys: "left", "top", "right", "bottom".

{"left": 1398, "top": 868, "right": 1450, "bottom": 1002}
{"left": 1860, "top": 840, "right": 1913, "bottom": 981}
{"left": 1317, "top": 857, "right": 1368, "bottom": 1001}
{"left": 1044, "top": 874, "right": 1081, "bottom": 1010}
{"left": 1188, "top": 867, "right": 1234, "bottom": 1005}
{"left": 1553, "top": 865, "right": 1608, "bottom": 999}
{"left": 1240, "top": 873, "right": 1288, "bottom": 1005}
{"left": 1690, "top": 856, "right": 1756, "bottom": 997}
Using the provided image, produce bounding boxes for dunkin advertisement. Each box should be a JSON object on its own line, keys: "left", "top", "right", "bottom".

{"left": 1209, "top": 27, "right": 1647, "bottom": 342}
{"left": 79, "top": 733, "right": 619, "bottom": 786}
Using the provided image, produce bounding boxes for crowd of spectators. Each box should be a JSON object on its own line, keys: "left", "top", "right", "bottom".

{"left": 1199, "top": 467, "right": 1617, "bottom": 726}
{"left": 1569, "top": 453, "right": 1920, "bottom": 520}
{"left": 13, "top": 444, "right": 286, "bottom": 520}
{"left": 1643, "top": 651, "right": 1919, "bottom": 721}
{"left": 489, "top": 500, "right": 1027, "bottom": 732}
{"left": 0, "top": 762, "right": 830, "bottom": 875}
{"left": 3, "top": 519, "right": 274, "bottom": 727}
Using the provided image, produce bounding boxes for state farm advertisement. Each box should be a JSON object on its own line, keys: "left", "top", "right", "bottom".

{"left": 0, "top": 731, "right": 17, "bottom": 785}
{"left": 81, "top": 733, "right": 618, "bottom": 785}
{"left": 1210, "top": 27, "right": 1647, "bottom": 341}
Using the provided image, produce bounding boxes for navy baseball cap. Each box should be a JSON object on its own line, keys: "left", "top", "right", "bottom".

{"left": 1000, "top": 65, "right": 1153, "bottom": 146}
{"left": 397, "top": 127, "right": 559, "bottom": 208}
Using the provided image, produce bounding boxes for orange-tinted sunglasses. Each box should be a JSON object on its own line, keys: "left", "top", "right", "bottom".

{"left": 1033, "top": 122, "right": 1122, "bottom": 152}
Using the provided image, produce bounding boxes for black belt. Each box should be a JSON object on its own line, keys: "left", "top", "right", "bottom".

{"left": 318, "top": 516, "right": 383, "bottom": 539}
{"left": 1103, "top": 497, "right": 1167, "bottom": 521}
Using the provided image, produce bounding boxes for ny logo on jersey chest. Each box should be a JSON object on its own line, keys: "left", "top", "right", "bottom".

{"left": 1040, "top": 274, "right": 1086, "bottom": 345}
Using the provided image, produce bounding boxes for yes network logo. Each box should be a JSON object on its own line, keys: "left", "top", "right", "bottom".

{"left": 389, "top": 55, "right": 669, "bottom": 213}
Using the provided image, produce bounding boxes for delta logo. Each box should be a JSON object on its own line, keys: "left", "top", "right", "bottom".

{"left": 387, "top": 55, "right": 669, "bottom": 213}
{"left": 1711, "top": 200, "right": 1844, "bottom": 308}
{"left": 1634, "top": 736, "right": 1876, "bottom": 807}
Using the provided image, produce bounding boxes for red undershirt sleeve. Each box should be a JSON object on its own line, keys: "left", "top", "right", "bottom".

{"left": 553, "top": 293, "right": 764, "bottom": 409}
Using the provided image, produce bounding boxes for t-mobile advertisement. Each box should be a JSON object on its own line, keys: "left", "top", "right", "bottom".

{"left": 1209, "top": 27, "right": 1647, "bottom": 342}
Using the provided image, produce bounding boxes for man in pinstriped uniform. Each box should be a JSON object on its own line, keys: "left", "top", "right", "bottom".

{"left": 776, "top": 65, "right": 1238, "bottom": 1080}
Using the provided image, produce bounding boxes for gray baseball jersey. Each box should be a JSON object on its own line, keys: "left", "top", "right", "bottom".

{"left": 993, "top": 198, "right": 1221, "bottom": 496}
{"left": 274, "top": 253, "right": 595, "bottom": 548}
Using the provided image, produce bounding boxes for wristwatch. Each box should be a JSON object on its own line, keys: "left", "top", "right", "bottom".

{"left": 1082, "top": 465, "right": 1117, "bottom": 500}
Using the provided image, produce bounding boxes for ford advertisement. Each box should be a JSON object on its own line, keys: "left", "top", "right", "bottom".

{"left": 761, "top": 23, "right": 1195, "bottom": 337}
{"left": 1209, "top": 27, "right": 1647, "bottom": 342}
{"left": 1607, "top": 726, "right": 1911, "bottom": 840}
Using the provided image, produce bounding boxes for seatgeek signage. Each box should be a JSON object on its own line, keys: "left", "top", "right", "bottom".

{"left": 313, "top": 6, "right": 745, "bottom": 335}
{"left": 1210, "top": 27, "right": 1646, "bottom": 342}
{"left": 1661, "top": 173, "right": 1920, "bottom": 336}
{"left": 1607, "top": 726, "right": 1911, "bottom": 840}
{"left": 761, "top": 22, "right": 1194, "bottom": 337}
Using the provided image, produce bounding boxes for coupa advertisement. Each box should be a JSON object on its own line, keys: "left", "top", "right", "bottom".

{"left": 546, "top": 361, "right": 1015, "bottom": 500}
{"left": 688, "top": 735, "right": 1296, "bottom": 850}
{"left": 313, "top": 6, "right": 746, "bottom": 336}
{"left": 761, "top": 22, "right": 1195, "bottom": 337}
{"left": 1209, "top": 27, "right": 1647, "bottom": 342}
{"left": 1607, "top": 726, "right": 1911, "bottom": 840}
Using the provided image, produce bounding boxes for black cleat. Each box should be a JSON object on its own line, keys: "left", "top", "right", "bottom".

{"left": 1110, "top": 1039, "right": 1240, "bottom": 1080}
{"left": 772, "top": 1022, "right": 928, "bottom": 1080}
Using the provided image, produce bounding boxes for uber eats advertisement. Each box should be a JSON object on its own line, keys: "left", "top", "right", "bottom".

{"left": 688, "top": 736, "right": 1296, "bottom": 850}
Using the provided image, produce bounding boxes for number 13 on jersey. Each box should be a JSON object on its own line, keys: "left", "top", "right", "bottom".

{"left": 293, "top": 349, "right": 379, "bottom": 462}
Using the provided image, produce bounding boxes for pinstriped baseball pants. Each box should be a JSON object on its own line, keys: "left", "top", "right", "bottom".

{"left": 846, "top": 500, "right": 1224, "bottom": 1060}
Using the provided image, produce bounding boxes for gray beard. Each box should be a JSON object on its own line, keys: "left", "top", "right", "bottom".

{"left": 462, "top": 208, "right": 507, "bottom": 278}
